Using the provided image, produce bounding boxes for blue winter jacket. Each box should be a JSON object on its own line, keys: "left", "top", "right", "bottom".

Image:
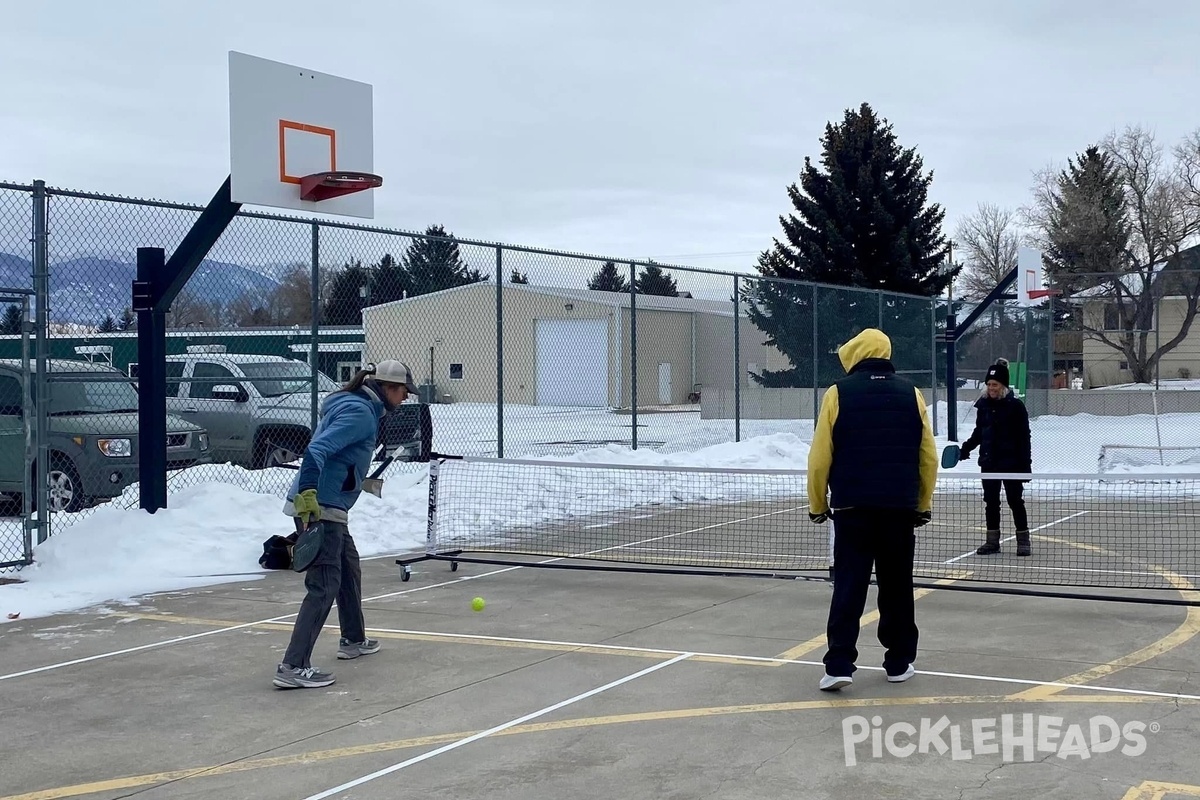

{"left": 288, "top": 385, "right": 386, "bottom": 512}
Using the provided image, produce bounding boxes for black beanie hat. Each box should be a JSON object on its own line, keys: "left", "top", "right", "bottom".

{"left": 985, "top": 358, "right": 1010, "bottom": 387}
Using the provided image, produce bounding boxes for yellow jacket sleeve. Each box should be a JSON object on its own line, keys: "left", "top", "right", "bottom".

{"left": 914, "top": 387, "right": 937, "bottom": 512}
{"left": 807, "top": 386, "right": 838, "bottom": 514}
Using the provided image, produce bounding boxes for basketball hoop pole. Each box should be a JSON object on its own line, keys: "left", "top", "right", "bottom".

{"left": 943, "top": 265, "right": 1019, "bottom": 441}
{"left": 131, "top": 175, "right": 242, "bottom": 513}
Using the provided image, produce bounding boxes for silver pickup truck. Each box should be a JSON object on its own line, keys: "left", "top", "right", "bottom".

{"left": 157, "top": 351, "right": 432, "bottom": 470}
{"left": 159, "top": 352, "right": 338, "bottom": 469}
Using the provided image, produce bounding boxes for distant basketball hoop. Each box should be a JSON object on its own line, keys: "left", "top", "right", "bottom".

{"left": 299, "top": 171, "right": 383, "bottom": 202}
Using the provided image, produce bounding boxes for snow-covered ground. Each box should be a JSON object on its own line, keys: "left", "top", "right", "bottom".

{"left": 4, "top": 400, "right": 1200, "bottom": 623}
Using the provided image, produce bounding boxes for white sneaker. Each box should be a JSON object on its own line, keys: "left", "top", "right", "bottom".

{"left": 819, "top": 673, "right": 853, "bottom": 692}
{"left": 887, "top": 664, "right": 916, "bottom": 683}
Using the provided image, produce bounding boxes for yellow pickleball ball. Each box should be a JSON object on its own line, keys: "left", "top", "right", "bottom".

{"left": 471, "top": 596, "right": 486, "bottom": 612}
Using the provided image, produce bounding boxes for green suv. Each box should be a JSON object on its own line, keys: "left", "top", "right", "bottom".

{"left": 0, "top": 359, "right": 211, "bottom": 513}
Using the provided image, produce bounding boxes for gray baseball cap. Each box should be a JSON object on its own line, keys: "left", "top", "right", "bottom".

{"left": 372, "top": 360, "right": 418, "bottom": 393}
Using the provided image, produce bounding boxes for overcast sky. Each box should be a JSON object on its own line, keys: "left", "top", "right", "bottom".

{"left": 4, "top": 0, "right": 1200, "bottom": 277}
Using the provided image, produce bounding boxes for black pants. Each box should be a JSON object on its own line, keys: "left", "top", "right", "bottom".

{"left": 983, "top": 479, "right": 1028, "bottom": 531}
{"left": 824, "top": 508, "right": 918, "bottom": 677}
{"left": 282, "top": 522, "right": 366, "bottom": 669}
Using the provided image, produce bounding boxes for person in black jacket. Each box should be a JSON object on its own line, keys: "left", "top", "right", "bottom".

{"left": 959, "top": 358, "right": 1033, "bottom": 556}
{"left": 808, "top": 328, "right": 938, "bottom": 691}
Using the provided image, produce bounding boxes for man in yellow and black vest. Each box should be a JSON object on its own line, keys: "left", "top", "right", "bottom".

{"left": 807, "top": 328, "right": 938, "bottom": 691}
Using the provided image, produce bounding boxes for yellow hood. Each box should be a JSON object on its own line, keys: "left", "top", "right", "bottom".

{"left": 837, "top": 328, "right": 892, "bottom": 373}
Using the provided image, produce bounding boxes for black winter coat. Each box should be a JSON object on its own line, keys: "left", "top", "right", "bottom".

{"left": 962, "top": 390, "right": 1032, "bottom": 473}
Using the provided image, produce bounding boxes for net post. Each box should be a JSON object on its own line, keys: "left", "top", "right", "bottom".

{"left": 425, "top": 457, "right": 441, "bottom": 555}
{"left": 931, "top": 297, "right": 939, "bottom": 437}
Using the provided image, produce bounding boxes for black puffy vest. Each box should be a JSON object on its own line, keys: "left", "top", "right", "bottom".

{"left": 828, "top": 358, "right": 924, "bottom": 510}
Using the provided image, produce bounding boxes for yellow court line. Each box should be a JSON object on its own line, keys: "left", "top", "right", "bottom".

{"left": 1120, "top": 781, "right": 1200, "bottom": 800}
{"left": 4, "top": 692, "right": 1194, "bottom": 800}
{"left": 772, "top": 574, "right": 970, "bottom": 664}
{"left": 1009, "top": 534, "right": 1200, "bottom": 702}
{"left": 113, "top": 613, "right": 766, "bottom": 667}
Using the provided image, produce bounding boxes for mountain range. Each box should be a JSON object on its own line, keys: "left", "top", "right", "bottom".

{"left": 0, "top": 252, "right": 282, "bottom": 325}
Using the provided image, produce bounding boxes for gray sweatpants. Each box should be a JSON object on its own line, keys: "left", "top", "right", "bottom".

{"left": 282, "top": 521, "right": 366, "bottom": 669}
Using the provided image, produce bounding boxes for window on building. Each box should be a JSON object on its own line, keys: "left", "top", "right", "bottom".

{"left": 449, "top": 363, "right": 464, "bottom": 380}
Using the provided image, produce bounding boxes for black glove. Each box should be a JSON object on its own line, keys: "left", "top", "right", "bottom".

{"left": 958, "top": 449, "right": 972, "bottom": 462}
{"left": 809, "top": 511, "right": 828, "bottom": 524}
{"left": 914, "top": 510, "right": 932, "bottom": 528}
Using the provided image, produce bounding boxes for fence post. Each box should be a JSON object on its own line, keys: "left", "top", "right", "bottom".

{"left": 733, "top": 275, "right": 741, "bottom": 442}
{"left": 811, "top": 284, "right": 819, "bottom": 422}
{"left": 32, "top": 181, "right": 50, "bottom": 542}
{"left": 931, "top": 298, "right": 939, "bottom": 437}
{"left": 630, "top": 262, "right": 638, "bottom": 450}
{"left": 495, "top": 246, "right": 504, "bottom": 458}
{"left": 309, "top": 221, "right": 319, "bottom": 431}
{"left": 20, "top": 294, "right": 34, "bottom": 560}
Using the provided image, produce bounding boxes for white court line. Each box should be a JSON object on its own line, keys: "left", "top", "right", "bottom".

{"left": 0, "top": 506, "right": 799, "bottom": 683}
{"left": 943, "top": 511, "right": 1090, "bottom": 564}
{"left": 299, "top": 652, "right": 694, "bottom": 800}
{"left": 0, "top": 563, "right": 528, "bottom": 683}
{"left": 347, "top": 624, "right": 1200, "bottom": 702}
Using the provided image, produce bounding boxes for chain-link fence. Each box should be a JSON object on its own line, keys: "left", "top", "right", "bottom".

{"left": 0, "top": 178, "right": 958, "bottom": 562}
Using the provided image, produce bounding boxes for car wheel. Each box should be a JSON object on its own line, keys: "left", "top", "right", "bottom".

{"left": 261, "top": 446, "right": 300, "bottom": 468}
{"left": 35, "top": 456, "right": 86, "bottom": 514}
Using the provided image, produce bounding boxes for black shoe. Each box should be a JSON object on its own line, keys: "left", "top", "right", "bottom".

{"left": 976, "top": 530, "right": 1001, "bottom": 555}
{"left": 1015, "top": 531, "right": 1031, "bottom": 557}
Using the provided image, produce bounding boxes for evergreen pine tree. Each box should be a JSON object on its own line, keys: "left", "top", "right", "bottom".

{"left": 1045, "top": 146, "right": 1131, "bottom": 295}
{"left": 370, "top": 253, "right": 411, "bottom": 305}
{"left": 116, "top": 307, "right": 136, "bottom": 331}
{"left": 402, "top": 225, "right": 488, "bottom": 296}
{"left": 634, "top": 262, "right": 678, "bottom": 296}
{"left": 96, "top": 315, "right": 118, "bottom": 333}
{"left": 323, "top": 260, "right": 370, "bottom": 325}
{"left": 0, "top": 305, "right": 22, "bottom": 336}
{"left": 744, "top": 102, "right": 952, "bottom": 387}
{"left": 587, "top": 261, "right": 629, "bottom": 292}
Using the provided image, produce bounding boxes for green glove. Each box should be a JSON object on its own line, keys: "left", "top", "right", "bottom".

{"left": 293, "top": 489, "right": 321, "bottom": 524}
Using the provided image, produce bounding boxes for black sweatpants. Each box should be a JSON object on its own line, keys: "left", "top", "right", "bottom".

{"left": 824, "top": 508, "right": 918, "bottom": 677}
{"left": 982, "top": 478, "right": 1028, "bottom": 531}
{"left": 282, "top": 521, "right": 366, "bottom": 669}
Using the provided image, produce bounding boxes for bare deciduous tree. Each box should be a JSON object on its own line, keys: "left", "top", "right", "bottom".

{"left": 953, "top": 203, "right": 1022, "bottom": 300}
{"left": 1027, "top": 126, "right": 1200, "bottom": 383}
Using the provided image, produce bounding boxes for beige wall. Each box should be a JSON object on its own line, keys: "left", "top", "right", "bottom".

{"left": 362, "top": 284, "right": 619, "bottom": 405}
{"left": 363, "top": 284, "right": 793, "bottom": 406}
{"left": 1083, "top": 297, "right": 1200, "bottom": 386}
{"left": 619, "top": 308, "right": 693, "bottom": 405}
{"left": 694, "top": 314, "right": 790, "bottom": 391}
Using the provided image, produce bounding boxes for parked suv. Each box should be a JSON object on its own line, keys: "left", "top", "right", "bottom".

{"left": 161, "top": 352, "right": 341, "bottom": 469}
{"left": 0, "top": 359, "right": 211, "bottom": 512}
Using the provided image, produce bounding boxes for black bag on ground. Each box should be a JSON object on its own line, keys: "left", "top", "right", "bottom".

{"left": 259, "top": 532, "right": 298, "bottom": 570}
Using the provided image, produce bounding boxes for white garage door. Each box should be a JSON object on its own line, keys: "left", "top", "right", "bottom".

{"left": 535, "top": 318, "right": 609, "bottom": 407}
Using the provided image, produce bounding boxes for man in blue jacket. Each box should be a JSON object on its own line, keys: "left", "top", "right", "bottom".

{"left": 274, "top": 360, "right": 418, "bottom": 690}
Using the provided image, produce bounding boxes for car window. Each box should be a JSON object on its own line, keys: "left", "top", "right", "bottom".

{"left": 0, "top": 374, "right": 22, "bottom": 416}
{"left": 132, "top": 361, "right": 187, "bottom": 397}
{"left": 236, "top": 361, "right": 339, "bottom": 397}
{"left": 189, "top": 362, "right": 237, "bottom": 400}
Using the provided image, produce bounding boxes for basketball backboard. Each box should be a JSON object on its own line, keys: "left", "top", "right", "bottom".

{"left": 228, "top": 51, "right": 376, "bottom": 219}
{"left": 1016, "top": 247, "right": 1046, "bottom": 306}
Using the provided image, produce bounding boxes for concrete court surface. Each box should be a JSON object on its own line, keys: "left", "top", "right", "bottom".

{"left": 1, "top": 549, "right": 1199, "bottom": 800}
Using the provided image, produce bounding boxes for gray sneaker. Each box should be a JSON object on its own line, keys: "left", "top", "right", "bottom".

{"left": 338, "top": 637, "right": 382, "bottom": 660}
{"left": 273, "top": 663, "right": 336, "bottom": 689}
